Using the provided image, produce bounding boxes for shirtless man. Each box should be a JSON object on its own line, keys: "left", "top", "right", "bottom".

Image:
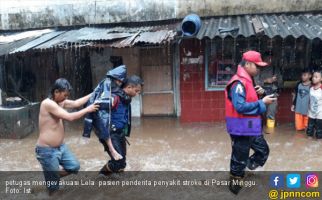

{"left": 35, "top": 78, "right": 99, "bottom": 195}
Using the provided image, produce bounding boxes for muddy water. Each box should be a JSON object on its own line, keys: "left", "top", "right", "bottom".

{"left": 0, "top": 117, "right": 322, "bottom": 171}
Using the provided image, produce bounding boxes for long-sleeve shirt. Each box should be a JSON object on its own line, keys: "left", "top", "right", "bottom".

{"left": 229, "top": 82, "right": 266, "bottom": 115}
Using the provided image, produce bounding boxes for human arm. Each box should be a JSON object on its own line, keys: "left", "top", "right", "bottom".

{"left": 292, "top": 82, "right": 300, "bottom": 107}
{"left": 230, "top": 82, "right": 276, "bottom": 115}
{"left": 63, "top": 93, "right": 92, "bottom": 109}
{"left": 45, "top": 99, "right": 98, "bottom": 121}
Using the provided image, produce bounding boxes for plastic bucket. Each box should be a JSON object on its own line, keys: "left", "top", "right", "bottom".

{"left": 181, "top": 14, "right": 202, "bottom": 36}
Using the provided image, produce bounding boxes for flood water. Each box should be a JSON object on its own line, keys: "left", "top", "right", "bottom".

{"left": 1, "top": 117, "right": 322, "bottom": 200}
{"left": 1, "top": 117, "right": 321, "bottom": 171}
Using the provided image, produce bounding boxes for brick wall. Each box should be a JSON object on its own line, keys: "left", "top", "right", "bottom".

{"left": 179, "top": 39, "right": 293, "bottom": 123}
{"left": 275, "top": 89, "right": 293, "bottom": 123}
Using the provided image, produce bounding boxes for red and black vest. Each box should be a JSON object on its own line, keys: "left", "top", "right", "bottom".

{"left": 225, "top": 66, "right": 262, "bottom": 136}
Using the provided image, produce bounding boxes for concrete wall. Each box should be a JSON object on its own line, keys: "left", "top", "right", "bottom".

{"left": 1, "top": 0, "right": 322, "bottom": 30}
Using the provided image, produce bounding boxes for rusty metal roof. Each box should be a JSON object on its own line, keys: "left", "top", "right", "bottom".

{"left": 111, "top": 30, "right": 176, "bottom": 48}
{"left": 196, "top": 13, "right": 322, "bottom": 39}
{"left": 6, "top": 25, "right": 176, "bottom": 51}
{"left": 35, "top": 27, "right": 134, "bottom": 49}
{"left": 1, "top": 12, "right": 322, "bottom": 55}
{"left": 37, "top": 26, "right": 176, "bottom": 49}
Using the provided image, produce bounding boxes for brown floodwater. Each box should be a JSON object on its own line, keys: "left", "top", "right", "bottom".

{"left": 1, "top": 117, "right": 321, "bottom": 171}
{"left": 1, "top": 117, "right": 322, "bottom": 200}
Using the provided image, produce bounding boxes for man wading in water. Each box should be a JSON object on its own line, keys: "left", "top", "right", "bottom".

{"left": 35, "top": 78, "right": 99, "bottom": 195}
{"left": 225, "top": 51, "right": 276, "bottom": 194}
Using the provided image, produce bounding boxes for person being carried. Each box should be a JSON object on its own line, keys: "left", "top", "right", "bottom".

{"left": 82, "top": 65, "right": 127, "bottom": 161}
{"left": 99, "top": 75, "right": 143, "bottom": 175}
{"left": 35, "top": 78, "right": 99, "bottom": 195}
{"left": 307, "top": 70, "right": 322, "bottom": 139}
{"left": 291, "top": 68, "right": 312, "bottom": 131}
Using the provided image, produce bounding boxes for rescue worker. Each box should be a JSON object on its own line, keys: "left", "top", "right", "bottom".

{"left": 225, "top": 51, "right": 276, "bottom": 194}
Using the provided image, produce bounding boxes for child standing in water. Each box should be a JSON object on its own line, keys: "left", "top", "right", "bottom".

{"left": 307, "top": 70, "right": 322, "bottom": 139}
{"left": 291, "top": 68, "right": 312, "bottom": 131}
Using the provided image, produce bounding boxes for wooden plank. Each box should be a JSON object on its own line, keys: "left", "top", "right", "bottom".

{"left": 142, "top": 93, "right": 174, "bottom": 115}
{"left": 141, "top": 65, "right": 172, "bottom": 92}
{"left": 140, "top": 47, "right": 170, "bottom": 66}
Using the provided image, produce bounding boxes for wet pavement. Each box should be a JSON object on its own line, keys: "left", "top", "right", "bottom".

{"left": 1, "top": 117, "right": 322, "bottom": 171}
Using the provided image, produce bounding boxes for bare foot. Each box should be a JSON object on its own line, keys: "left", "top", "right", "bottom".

{"left": 111, "top": 150, "right": 123, "bottom": 160}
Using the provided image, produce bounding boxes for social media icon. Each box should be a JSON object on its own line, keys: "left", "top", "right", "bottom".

{"left": 287, "top": 174, "right": 301, "bottom": 188}
{"left": 306, "top": 174, "right": 318, "bottom": 188}
{"left": 270, "top": 174, "right": 284, "bottom": 188}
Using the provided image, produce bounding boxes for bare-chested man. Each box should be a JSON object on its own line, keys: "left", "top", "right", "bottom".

{"left": 35, "top": 78, "right": 99, "bottom": 195}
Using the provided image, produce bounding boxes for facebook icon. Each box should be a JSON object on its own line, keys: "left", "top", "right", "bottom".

{"left": 270, "top": 174, "right": 284, "bottom": 188}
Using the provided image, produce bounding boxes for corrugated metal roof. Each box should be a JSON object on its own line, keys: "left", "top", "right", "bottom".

{"left": 196, "top": 13, "right": 322, "bottom": 39}
{"left": 196, "top": 15, "right": 254, "bottom": 39}
{"left": 0, "top": 37, "right": 36, "bottom": 56}
{"left": 10, "top": 31, "right": 65, "bottom": 53}
{"left": 11, "top": 25, "right": 176, "bottom": 50}
{"left": 1, "top": 13, "right": 321, "bottom": 55}
{"left": 35, "top": 26, "right": 174, "bottom": 49}
{"left": 34, "top": 27, "right": 140, "bottom": 49}
{"left": 0, "top": 29, "right": 53, "bottom": 44}
{"left": 261, "top": 14, "right": 322, "bottom": 39}
{"left": 111, "top": 30, "right": 176, "bottom": 48}
{"left": 133, "top": 30, "right": 176, "bottom": 44}
{"left": 110, "top": 32, "right": 141, "bottom": 48}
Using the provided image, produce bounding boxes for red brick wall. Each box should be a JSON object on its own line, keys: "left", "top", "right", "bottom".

{"left": 179, "top": 39, "right": 293, "bottom": 123}
{"left": 275, "top": 89, "right": 294, "bottom": 123}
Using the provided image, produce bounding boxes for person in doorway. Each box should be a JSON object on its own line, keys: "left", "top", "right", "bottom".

{"left": 254, "top": 53, "right": 283, "bottom": 129}
{"left": 291, "top": 68, "right": 312, "bottom": 131}
{"left": 35, "top": 78, "right": 99, "bottom": 195}
{"left": 307, "top": 70, "right": 322, "bottom": 139}
{"left": 99, "top": 75, "right": 143, "bottom": 174}
{"left": 225, "top": 51, "right": 276, "bottom": 195}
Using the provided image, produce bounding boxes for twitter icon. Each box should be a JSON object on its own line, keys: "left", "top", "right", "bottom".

{"left": 287, "top": 174, "right": 301, "bottom": 188}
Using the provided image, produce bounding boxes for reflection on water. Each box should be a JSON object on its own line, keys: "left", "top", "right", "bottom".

{"left": 0, "top": 117, "right": 321, "bottom": 171}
